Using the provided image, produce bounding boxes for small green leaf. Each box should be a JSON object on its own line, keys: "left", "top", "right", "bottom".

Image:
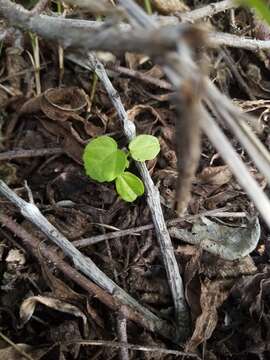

{"left": 129, "top": 135, "right": 160, "bottom": 161}
{"left": 102, "top": 149, "right": 127, "bottom": 182}
{"left": 241, "top": 0, "right": 270, "bottom": 25}
{"left": 116, "top": 172, "right": 144, "bottom": 202}
{"left": 83, "top": 136, "right": 126, "bottom": 182}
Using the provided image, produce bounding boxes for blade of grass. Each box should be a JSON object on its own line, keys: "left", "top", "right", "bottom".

{"left": 144, "top": 0, "right": 152, "bottom": 14}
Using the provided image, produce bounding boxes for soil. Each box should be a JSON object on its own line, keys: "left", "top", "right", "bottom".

{"left": 0, "top": 1, "right": 270, "bottom": 359}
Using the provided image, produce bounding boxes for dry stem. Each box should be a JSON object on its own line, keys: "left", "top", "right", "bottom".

{"left": 0, "top": 180, "right": 175, "bottom": 340}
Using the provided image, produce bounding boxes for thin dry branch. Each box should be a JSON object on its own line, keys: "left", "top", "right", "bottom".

{"left": 204, "top": 78, "right": 270, "bottom": 186}
{"left": 0, "top": 0, "right": 201, "bottom": 56}
{"left": 180, "top": 0, "right": 238, "bottom": 22}
{"left": 209, "top": 32, "right": 270, "bottom": 50}
{"left": 0, "top": 147, "right": 63, "bottom": 161}
{"left": 0, "top": 212, "right": 178, "bottom": 338}
{"left": 118, "top": 0, "right": 270, "bottom": 229}
{"left": 0, "top": 332, "right": 34, "bottom": 360}
{"left": 73, "top": 209, "right": 247, "bottom": 248}
{"left": 66, "top": 51, "right": 190, "bottom": 340}
{"left": 2, "top": 0, "right": 270, "bottom": 337}
{"left": 105, "top": 63, "right": 173, "bottom": 90}
{"left": 0, "top": 212, "right": 117, "bottom": 310}
{"left": 1, "top": 0, "right": 270, "bottom": 56}
{"left": 30, "top": 0, "right": 50, "bottom": 14}
{"left": 199, "top": 106, "right": 270, "bottom": 229}
{"left": 174, "top": 81, "right": 202, "bottom": 215}
{"left": 61, "top": 340, "right": 201, "bottom": 358}
{"left": 2, "top": 0, "right": 267, "bottom": 242}
{"left": 0, "top": 180, "right": 175, "bottom": 340}
{"left": 117, "top": 316, "right": 129, "bottom": 360}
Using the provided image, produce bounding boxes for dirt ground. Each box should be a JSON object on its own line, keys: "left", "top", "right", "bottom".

{"left": 1, "top": 0, "right": 270, "bottom": 359}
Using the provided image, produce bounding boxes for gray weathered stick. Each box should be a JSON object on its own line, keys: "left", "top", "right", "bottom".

{"left": 66, "top": 51, "right": 190, "bottom": 340}
{"left": 204, "top": 78, "right": 270, "bottom": 186}
{"left": 209, "top": 32, "right": 270, "bottom": 50}
{"left": 0, "top": 179, "right": 174, "bottom": 340}
{"left": 0, "top": 0, "right": 202, "bottom": 56}
{"left": 199, "top": 107, "right": 270, "bottom": 228}
{"left": 118, "top": 0, "right": 270, "bottom": 230}
{"left": 180, "top": 0, "right": 238, "bottom": 22}
{"left": 1, "top": 0, "right": 270, "bottom": 55}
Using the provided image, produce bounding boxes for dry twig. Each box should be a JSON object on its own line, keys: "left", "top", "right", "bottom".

{"left": 0, "top": 331, "right": 34, "bottom": 360}
{"left": 66, "top": 51, "right": 190, "bottom": 339}
{"left": 180, "top": 0, "right": 237, "bottom": 23}
{"left": 117, "top": 316, "right": 129, "bottom": 360}
{"left": 118, "top": 0, "right": 270, "bottom": 229}
{"left": 0, "top": 147, "right": 63, "bottom": 161}
{"left": 0, "top": 212, "right": 176, "bottom": 338}
{"left": 210, "top": 32, "right": 270, "bottom": 50}
{"left": 2, "top": 0, "right": 270, "bottom": 57}
{"left": 106, "top": 63, "right": 172, "bottom": 90}
{"left": 0, "top": 180, "right": 175, "bottom": 340}
{"left": 30, "top": 0, "right": 50, "bottom": 14}
{"left": 73, "top": 209, "right": 246, "bottom": 248}
{"left": 61, "top": 339, "right": 201, "bottom": 358}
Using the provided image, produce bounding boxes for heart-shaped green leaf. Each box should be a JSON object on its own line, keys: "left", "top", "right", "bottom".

{"left": 116, "top": 172, "right": 144, "bottom": 202}
{"left": 102, "top": 149, "right": 127, "bottom": 182}
{"left": 129, "top": 134, "right": 160, "bottom": 161}
{"left": 83, "top": 136, "right": 126, "bottom": 182}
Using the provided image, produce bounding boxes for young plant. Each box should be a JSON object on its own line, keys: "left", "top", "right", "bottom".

{"left": 241, "top": 0, "right": 270, "bottom": 24}
{"left": 83, "top": 134, "right": 160, "bottom": 202}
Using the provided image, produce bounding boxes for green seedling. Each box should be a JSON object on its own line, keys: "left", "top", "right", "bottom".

{"left": 241, "top": 0, "right": 270, "bottom": 24}
{"left": 83, "top": 134, "right": 160, "bottom": 202}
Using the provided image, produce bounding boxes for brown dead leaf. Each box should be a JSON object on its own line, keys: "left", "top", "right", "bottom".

{"left": 184, "top": 249, "right": 202, "bottom": 320}
{"left": 84, "top": 113, "right": 106, "bottom": 137}
{"left": 46, "top": 206, "right": 92, "bottom": 240}
{"left": 231, "top": 266, "right": 270, "bottom": 318}
{"left": 200, "top": 253, "right": 257, "bottom": 279}
{"left": 20, "top": 295, "right": 88, "bottom": 333}
{"left": 186, "top": 279, "right": 232, "bottom": 352}
{"left": 134, "top": 84, "right": 174, "bottom": 102}
{"left": 41, "top": 259, "right": 104, "bottom": 328}
{"left": 127, "top": 104, "right": 162, "bottom": 133}
{"left": 40, "top": 119, "right": 83, "bottom": 164}
{"left": 125, "top": 53, "right": 149, "bottom": 69}
{"left": 205, "top": 189, "right": 239, "bottom": 209}
{"left": 41, "top": 262, "right": 84, "bottom": 304}
{"left": 144, "top": 65, "right": 165, "bottom": 80}
{"left": 198, "top": 165, "right": 232, "bottom": 186}
{"left": 40, "top": 87, "right": 87, "bottom": 122}
{"left": 18, "top": 95, "right": 42, "bottom": 115}
{"left": 184, "top": 246, "right": 257, "bottom": 342}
